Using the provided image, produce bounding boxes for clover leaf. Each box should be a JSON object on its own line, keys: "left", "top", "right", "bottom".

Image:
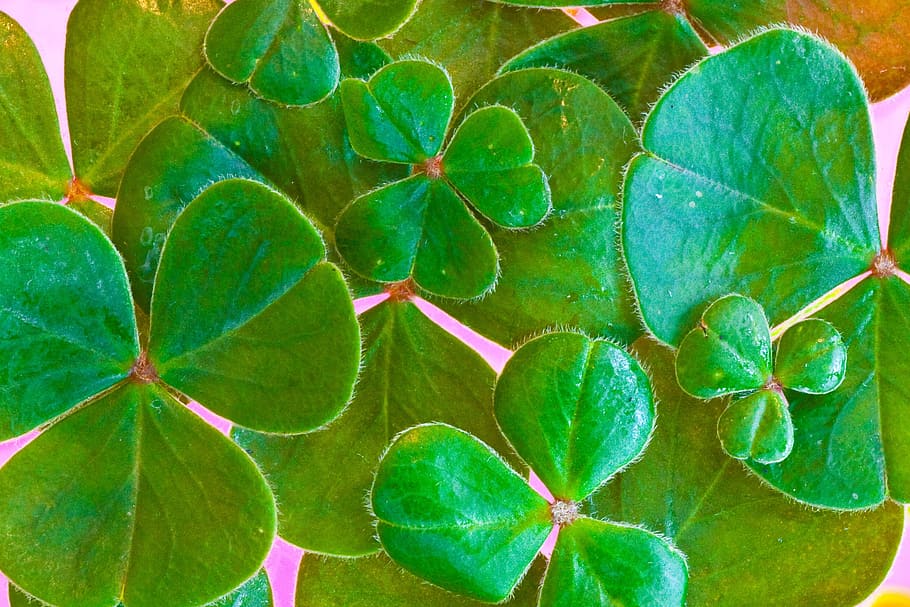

{"left": 371, "top": 332, "right": 687, "bottom": 606}
{"left": 335, "top": 59, "right": 551, "bottom": 299}
{"left": 0, "top": 178, "right": 360, "bottom": 606}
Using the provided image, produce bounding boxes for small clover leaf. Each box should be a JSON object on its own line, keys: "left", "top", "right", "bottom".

{"left": 675, "top": 294, "right": 847, "bottom": 464}
{"left": 313, "top": 0, "right": 419, "bottom": 41}
{"left": 205, "top": 0, "right": 340, "bottom": 107}
{"left": 337, "top": 59, "right": 551, "bottom": 299}
{"left": 371, "top": 333, "right": 687, "bottom": 606}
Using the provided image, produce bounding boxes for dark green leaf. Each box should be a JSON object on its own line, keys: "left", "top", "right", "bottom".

{"left": 0, "top": 383, "right": 276, "bottom": 607}
{"left": 443, "top": 105, "right": 550, "bottom": 228}
{"left": 65, "top": 0, "right": 221, "bottom": 196}
{"left": 234, "top": 300, "right": 506, "bottom": 556}
{"left": 891, "top": 114, "right": 910, "bottom": 262}
{"left": 380, "top": 0, "right": 574, "bottom": 98}
{"left": 0, "top": 202, "right": 138, "bottom": 440}
{"left": 590, "top": 338, "right": 904, "bottom": 606}
{"left": 314, "top": 0, "right": 418, "bottom": 40}
{"left": 335, "top": 175, "right": 498, "bottom": 299}
{"left": 541, "top": 517, "right": 687, "bottom": 607}
{"left": 149, "top": 179, "right": 359, "bottom": 433}
{"left": 205, "top": 0, "right": 339, "bottom": 106}
{"left": 295, "top": 553, "right": 546, "bottom": 607}
{"left": 717, "top": 389, "right": 793, "bottom": 464}
{"left": 494, "top": 332, "right": 654, "bottom": 502}
{"left": 372, "top": 424, "right": 552, "bottom": 603}
{"left": 775, "top": 319, "right": 847, "bottom": 394}
{"left": 623, "top": 29, "right": 879, "bottom": 346}
{"left": 503, "top": 11, "right": 708, "bottom": 120}
{"left": 0, "top": 12, "right": 71, "bottom": 202}
{"left": 341, "top": 60, "right": 453, "bottom": 164}
{"left": 439, "top": 67, "right": 641, "bottom": 346}
{"left": 675, "top": 295, "right": 773, "bottom": 399}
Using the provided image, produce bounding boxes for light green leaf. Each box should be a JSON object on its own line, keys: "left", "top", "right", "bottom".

{"left": 540, "top": 517, "right": 687, "bottom": 607}
{"left": 0, "top": 383, "right": 276, "bottom": 607}
{"left": 438, "top": 68, "right": 641, "bottom": 346}
{"left": 341, "top": 60, "right": 454, "bottom": 164}
{"left": 335, "top": 175, "right": 498, "bottom": 299}
{"left": 623, "top": 29, "right": 879, "bottom": 347}
{"left": 67, "top": 198, "right": 114, "bottom": 237}
{"left": 149, "top": 179, "right": 359, "bottom": 434}
{"left": 443, "top": 105, "right": 550, "bottom": 228}
{"left": 502, "top": 11, "right": 708, "bottom": 120}
{"left": 234, "top": 300, "right": 507, "bottom": 556}
{"left": 775, "top": 319, "right": 847, "bottom": 394}
{"left": 65, "top": 0, "right": 221, "bottom": 196}
{"left": 295, "top": 553, "right": 546, "bottom": 607}
{"left": 891, "top": 114, "right": 910, "bottom": 261}
{"left": 380, "top": 0, "right": 574, "bottom": 98}
{"left": 590, "top": 338, "right": 904, "bottom": 606}
{"left": 675, "top": 295, "right": 773, "bottom": 399}
{"left": 205, "top": 0, "right": 339, "bottom": 106}
{"left": 372, "top": 424, "right": 552, "bottom": 603}
{"left": 0, "top": 202, "right": 138, "bottom": 440}
{"left": 717, "top": 389, "right": 793, "bottom": 464}
{"left": 494, "top": 332, "right": 654, "bottom": 502}
{"left": 314, "top": 0, "right": 419, "bottom": 40}
{"left": 0, "top": 12, "right": 71, "bottom": 202}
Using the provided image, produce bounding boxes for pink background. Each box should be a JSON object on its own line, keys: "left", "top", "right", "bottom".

{"left": 0, "top": 2, "right": 907, "bottom": 605}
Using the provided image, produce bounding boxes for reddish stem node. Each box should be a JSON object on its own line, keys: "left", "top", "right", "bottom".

{"left": 65, "top": 177, "right": 93, "bottom": 203}
{"left": 871, "top": 249, "right": 898, "bottom": 278}
{"left": 764, "top": 376, "right": 784, "bottom": 395}
{"left": 661, "top": 0, "right": 686, "bottom": 14}
{"left": 421, "top": 156, "right": 444, "bottom": 180}
{"left": 130, "top": 352, "right": 159, "bottom": 384}
{"left": 386, "top": 279, "right": 416, "bottom": 302}
{"left": 550, "top": 500, "right": 580, "bottom": 526}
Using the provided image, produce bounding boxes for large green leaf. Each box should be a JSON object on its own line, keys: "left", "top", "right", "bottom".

{"left": 540, "top": 518, "right": 687, "bottom": 607}
{"left": 205, "top": 0, "right": 339, "bottom": 106}
{"left": 0, "top": 12, "right": 71, "bottom": 202}
{"left": 314, "top": 0, "right": 418, "bottom": 40}
{"left": 0, "top": 383, "right": 276, "bottom": 607}
{"left": 149, "top": 179, "right": 360, "bottom": 434}
{"left": 0, "top": 202, "right": 138, "bottom": 440}
{"left": 891, "top": 115, "right": 910, "bottom": 262}
{"left": 623, "top": 29, "right": 879, "bottom": 347}
{"left": 65, "top": 0, "right": 221, "bottom": 196}
{"left": 439, "top": 68, "right": 641, "bottom": 346}
{"left": 590, "top": 339, "right": 904, "bottom": 606}
{"left": 234, "top": 300, "right": 507, "bottom": 556}
{"left": 503, "top": 11, "right": 708, "bottom": 120}
{"left": 494, "top": 332, "right": 654, "bottom": 502}
{"left": 380, "top": 0, "right": 573, "bottom": 97}
{"left": 372, "top": 424, "right": 552, "bottom": 603}
{"left": 295, "top": 554, "right": 546, "bottom": 607}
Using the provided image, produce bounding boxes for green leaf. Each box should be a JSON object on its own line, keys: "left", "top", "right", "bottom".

{"left": 891, "top": 115, "right": 910, "bottom": 262}
{"left": 372, "top": 424, "right": 552, "bottom": 603}
{"left": 0, "top": 12, "right": 71, "bottom": 202}
{"left": 749, "top": 277, "right": 910, "bottom": 507}
{"left": 0, "top": 202, "right": 138, "bottom": 440}
{"left": 541, "top": 517, "right": 687, "bottom": 607}
{"left": 65, "top": 0, "right": 221, "bottom": 196}
{"left": 295, "top": 553, "right": 546, "bottom": 607}
{"left": 717, "top": 389, "right": 794, "bottom": 464}
{"left": 205, "top": 0, "right": 339, "bottom": 106}
{"left": 775, "top": 319, "right": 847, "bottom": 394}
{"left": 0, "top": 382, "right": 276, "bottom": 607}
{"left": 675, "top": 295, "right": 773, "bottom": 399}
{"left": 67, "top": 198, "right": 114, "bottom": 237}
{"left": 335, "top": 175, "right": 498, "bottom": 299}
{"left": 443, "top": 105, "right": 550, "bottom": 228}
{"left": 341, "top": 60, "right": 454, "bottom": 164}
{"left": 314, "top": 0, "right": 419, "bottom": 40}
{"left": 234, "top": 300, "right": 507, "bottom": 556}
{"left": 10, "top": 570, "right": 274, "bottom": 607}
{"left": 438, "top": 67, "right": 641, "bottom": 346}
{"left": 503, "top": 11, "right": 708, "bottom": 120}
{"left": 494, "top": 332, "right": 654, "bottom": 501}
{"left": 623, "top": 29, "right": 879, "bottom": 347}
{"left": 149, "top": 179, "right": 359, "bottom": 434}
{"left": 590, "top": 338, "right": 905, "bottom": 606}
{"left": 380, "top": 0, "right": 574, "bottom": 98}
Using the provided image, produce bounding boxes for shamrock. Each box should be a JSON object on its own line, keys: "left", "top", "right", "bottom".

{"left": 335, "top": 59, "right": 552, "bottom": 299}
{"left": 0, "top": 178, "right": 360, "bottom": 607}
{"left": 676, "top": 294, "right": 847, "bottom": 464}
{"left": 371, "top": 332, "right": 688, "bottom": 606}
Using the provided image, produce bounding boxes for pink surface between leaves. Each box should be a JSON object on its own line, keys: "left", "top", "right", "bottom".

{"left": 0, "top": 1, "right": 908, "bottom": 605}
